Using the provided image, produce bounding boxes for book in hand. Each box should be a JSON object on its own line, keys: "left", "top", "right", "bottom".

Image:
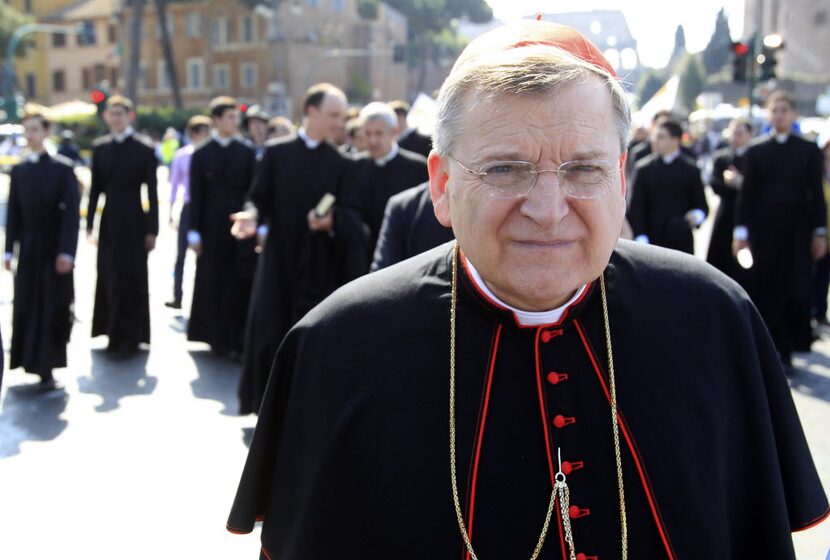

{"left": 315, "top": 193, "right": 336, "bottom": 217}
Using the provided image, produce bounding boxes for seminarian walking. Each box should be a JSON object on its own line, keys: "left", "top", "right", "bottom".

{"left": 4, "top": 112, "right": 80, "bottom": 389}
{"left": 87, "top": 96, "right": 159, "bottom": 358}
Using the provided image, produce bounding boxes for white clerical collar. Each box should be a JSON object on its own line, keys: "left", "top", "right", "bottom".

{"left": 113, "top": 126, "right": 134, "bottom": 143}
{"left": 374, "top": 143, "right": 399, "bottom": 167}
{"left": 298, "top": 128, "right": 321, "bottom": 149}
{"left": 661, "top": 150, "right": 681, "bottom": 165}
{"left": 26, "top": 150, "right": 45, "bottom": 163}
{"left": 773, "top": 131, "right": 790, "bottom": 144}
{"left": 212, "top": 131, "right": 238, "bottom": 147}
{"left": 735, "top": 145, "right": 749, "bottom": 157}
{"left": 464, "top": 256, "right": 587, "bottom": 326}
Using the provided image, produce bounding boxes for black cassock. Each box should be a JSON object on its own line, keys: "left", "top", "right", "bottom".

{"left": 87, "top": 133, "right": 158, "bottom": 350}
{"left": 628, "top": 153, "right": 708, "bottom": 254}
{"left": 228, "top": 241, "right": 828, "bottom": 559}
{"left": 736, "top": 134, "right": 826, "bottom": 359}
{"left": 354, "top": 148, "right": 428, "bottom": 255}
{"left": 187, "top": 138, "right": 257, "bottom": 353}
{"left": 238, "top": 135, "right": 368, "bottom": 415}
{"left": 398, "top": 128, "right": 432, "bottom": 159}
{"left": 6, "top": 154, "right": 80, "bottom": 378}
{"left": 370, "top": 182, "right": 454, "bottom": 271}
{"left": 706, "top": 146, "right": 749, "bottom": 286}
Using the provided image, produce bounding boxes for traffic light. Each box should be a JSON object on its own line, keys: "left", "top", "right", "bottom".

{"left": 730, "top": 41, "right": 749, "bottom": 83}
{"left": 90, "top": 87, "right": 109, "bottom": 115}
{"left": 758, "top": 46, "right": 780, "bottom": 81}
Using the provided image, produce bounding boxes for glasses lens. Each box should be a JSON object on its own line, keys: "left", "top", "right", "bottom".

{"left": 560, "top": 160, "right": 613, "bottom": 199}
{"left": 481, "top": 161, "right": 535, "bottom": 199}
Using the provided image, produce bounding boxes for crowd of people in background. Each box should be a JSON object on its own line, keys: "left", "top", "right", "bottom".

{"left": 3, "top": 82, "right": 830, "bottom": 412}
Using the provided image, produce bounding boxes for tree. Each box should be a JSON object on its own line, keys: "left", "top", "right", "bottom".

{"left": 125, "top": 0, "right": 147, "bottom": 104}
{"left": 701, "top": 8, "right": 733, "bottom": 75}
{"left": 678, "top": 54, "right": 705, "bottom": 111}
{"left": 637, "top": 68, "right": 667, "bottom": 107}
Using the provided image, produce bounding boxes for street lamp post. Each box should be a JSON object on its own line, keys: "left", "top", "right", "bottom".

{"left": 4, "top": 23, "right": 82, "bottom": 122}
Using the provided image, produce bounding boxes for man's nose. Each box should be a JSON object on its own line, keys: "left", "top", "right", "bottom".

{"left": 520, "top": 171, "right": 570, "bottom": 225}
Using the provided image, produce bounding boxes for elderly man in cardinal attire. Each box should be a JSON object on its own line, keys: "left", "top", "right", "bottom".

{"left": 187, "top": 97, "right": 257, "bottom": 358}
{"left": 627, "top": 119, "right": 708, "bottom": 254}
{"left": 705, "top": 117, "right": 753, "bottom": 285}
{"left": 390, "top": 100, "right": 433, "bottom": 159}
{"left": 228, "top": 21, "right": 827, "bottom": 559}
{"left": 230, "top": 83, "right": 368, "bottom": 415}
{"left": 735, "top": 91, "right": 828, "bottom": 374}
{"left": 353, "top": 102, "right": 428, "bottom": 256}
{"left": 4, "top": 112, "right": 80, "bottom": 390}
{"left": 87, "top": 96, "right": 158, "bottom": 358}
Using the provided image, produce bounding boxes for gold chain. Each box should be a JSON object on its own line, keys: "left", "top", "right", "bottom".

{"left": 449, "top": 243, "right": 628, "bottom": 560}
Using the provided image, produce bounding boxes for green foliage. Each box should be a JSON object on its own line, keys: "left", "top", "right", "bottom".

{"left": 135, "top": 106, "right": 207, "bottom": 135}
{"left": 0, "top": 3, "right": 34, "bottom": 62}
{"left": 701, "top": 8, "right": 733, "bottom": 75}
{"left": 357, "top": 0, "right": 379, "bottom": 19}
{"left": 348, "top": 70, "right": 374, "bottom": 105}
{"left": 678, "top": 54, "right": 705, "bottom": 111}
{"left": 637, "top": 68, "right": 668, "bottom": 107}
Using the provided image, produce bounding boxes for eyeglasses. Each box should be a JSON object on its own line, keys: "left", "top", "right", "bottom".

{"left": 451, "top": 156, "right": 618, "bottom": 200}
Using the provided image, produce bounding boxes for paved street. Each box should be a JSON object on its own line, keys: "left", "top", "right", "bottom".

{"left": 0, "top": 169, "right": 828, "bottom": 559}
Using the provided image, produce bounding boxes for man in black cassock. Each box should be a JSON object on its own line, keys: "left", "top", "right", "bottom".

{"left": 228, "top": 23, "right": 828, "bottom": 558}
{"left": 87, "top": 96, "right": 158, "bottom": 357}
{"left": 187, "top": 97, "right": 257, "bottom": 357}
{"left": 706, "top": 117, "right": 753, "bottom": 285}
{"left": 230, "top": 83, "right": 368, "bottom": 415}
{"left": 353, "top": 102, "right": 428, "bottom": 256}
{"left": 370, "top": 181, "right": 454, "bottom": 271}
{"left": 390, "top": 100, "right": 433, "bottom": 158}
{"left": 4, "top": 112, "right": 80, "bottom": 390}
{"left": 735, "top": 91, "right": 828, "bottom": 373}
{"left": 628, "top": 119, "right": 708, "bottom": 254}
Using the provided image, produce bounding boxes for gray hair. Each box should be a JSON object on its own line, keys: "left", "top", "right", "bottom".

{"left": 433, "top": 45, "right": 631, "bottom": 156}
{"left": 358, "top": 102, "right": 398, "bottom": 130}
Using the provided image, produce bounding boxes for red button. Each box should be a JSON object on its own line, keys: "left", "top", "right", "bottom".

{"left": 576, "top": 554, "right": 598, "bottom": 560}
{"left": 541, "top": 329, "right": 563, "bottom": 343}
{"left": 546, "top": 371, "right": 569, "bottom": 385}
{"left": 561, "top": 460, "right": 584, "bottom": 475}
{"left": 569, "top": 505, "right": 590, "bottom": 519}
{"left": 553, "top": 415, "right": 576, "bottom": 428}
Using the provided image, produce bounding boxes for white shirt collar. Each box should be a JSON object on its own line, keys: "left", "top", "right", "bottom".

{"left": 735, "top": 145, "right": 749, "bottom": 157}
{"left": 298, "top": 128, "right": 321, "bottom": 150}
{"left": 26, "top": 150, "right": 45, "bottom": 163}
{"left": 212, "top": 131, "right": 238, "bottom": 148}
{"left": 374, "top": 143, "right": 399, "bottom": 167}
{"left": 774, "top": 131, "right": 790, "bottom": 144}
{"left": 661, "top": 149, "right": 681, "bottom": 165}
{"left": 113, "top": 126, "right": 134, "bottom": 143}
{"left": 465, "top": 256, "right": 587, "bottom": 326}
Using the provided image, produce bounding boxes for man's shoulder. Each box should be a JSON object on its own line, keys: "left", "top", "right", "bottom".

{"left": 387, "top": 181, "right": 430, "bottom": 210}
{"left": 131, "top": 133, "right": 156, "bottom": 151}
{"left": 634, "top": 152, "right": 659, "bottom": 170}
{"left": 711, "top": 146, "right": 734, "bottom": 163}
{"left": 396, "top": 147, "right": 428, "bottom": 166}
{"left": 92, "top": 134, "right": 113, "bottom": 148}
{"left": 677, "top": 153, "right": 700, "bottom": 170}
{"left": 791, "top": 133, "right": 822, "bottom": 153}
{"left": 50, "top": 153, "right": 75, "bottom": 170}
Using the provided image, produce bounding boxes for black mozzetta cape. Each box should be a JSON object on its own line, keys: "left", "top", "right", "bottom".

{"left": 228, "top": 241, "right": 828, "bottom": 559}
{"left": 87, "top": 133, "right": 158, "bottom": 348}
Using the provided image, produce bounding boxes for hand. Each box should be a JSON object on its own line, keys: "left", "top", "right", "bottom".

{"left": 307, "top": 209, "right": 333, "bottom": 232}
{"left": 3, "top": 258, "right": 11, "bottom": 272}
{"left": 812, "top": 235, "right": 828, "bottom": 261}
{"left": 86, "top": 231, "right": 97, "bottom": 245}
{"left": 733, "top": 238, "right": 749, "bottom": 257}
{"left": 189, "top": 241, "right": 203, "bottom": 256}
{"left": 230, "top": 211, "right": 257, "bottom": 239}
{"left": 723, "top": 166, "right": 743, "bottom": 189}
{"left": 144, "top": 234, "right": 157, "bottom": 252}
{"left": 55, "top": 255, "right": 74, "bottom": 274}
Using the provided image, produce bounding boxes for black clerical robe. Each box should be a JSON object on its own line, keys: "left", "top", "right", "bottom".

{"left": 6, "top": 154, "right": 80, "bottom": 377}
{"left": 628, "top": 153, "right": 708, "bottom": 254}
{"left": 228, "top": 241, "right": 828, "bottom": 559}
{"left": 87, "top": 133, "right": 158, "bottom": 349}
{"left": 371, "top": 182, "right": 454, "bottom": 271}
{"left": 706, "top": 147, "right": 748, "bottom": 285}
{"left": 355, "top": 148, "right": 428, "bottom": 254}
{"left": 187, "top": 138, "right": 257, "bottom": 353}
{"left": 736, "top": 134, "right": 826, "bottom": 359}
{"left": 238, "top": 135, "right": 369, "bottom": 415}
{"left": 398, "top": 128, "right": 432, "bottom": 159}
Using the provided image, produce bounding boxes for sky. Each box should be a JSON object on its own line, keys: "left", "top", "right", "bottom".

{"left": 484, "top": 0, "right": 746, "bottom": 68}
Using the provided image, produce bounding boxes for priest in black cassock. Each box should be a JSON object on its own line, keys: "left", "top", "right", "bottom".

{"left": 628, "top": 119, "right": 708, "bottom": 254}
{"left": 231, "top": 83, "right": 369, "bottom": 415}
{"left": 354, "top": 102, "right": 428, "bottom": 256}
{"left": 187, "top": 97, "right": 257, "bottom": 357}
{"left": 228, "top": 22, "right": 827, "bottom": 559}
{"left": 4, "top": 112, "right": 79, "bottom": 389}
{"left": 370, "top": 181, "right": 455, "bottom": 271}
{"left": 706, "top": 117, "right": 753, "bottom": 285}
{"left": 735, "top": 91, "right": 828, "bottom": 373}
{"left": 390, "top": 100, "right": 433, "bottom": 158}
{"left": 87, "top": 96, "right": 158, "bottom": 357}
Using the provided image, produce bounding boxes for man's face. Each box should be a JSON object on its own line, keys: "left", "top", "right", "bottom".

{"left": 769, "top": 100, "right": 796, "bottom": 133}
{"left": 352, "top": 127, "right": 367, "bottom": 152}
{"left": 396, "top": 112, "right": 408, "bottom": 134}
{"left": 651, "top": 126, "right": 679, "bottom": 156}
{"left": 729, "top": 122, "right": 751, "bottom": 149}
{"left": 248, "top": 118, "right": 267, "bottom": 145}
{"left": 309, "top": 94, "right": 346, "bottom": 142}
{"left": 429, "top": 78, "right": 626, "bottom": 311}
{"left": 190, "top": 127, "right": 210, "bottom": 144}
{"left": 214, "top": 108, "right": 240, "bottom": 137}
{"left": 23, "top": 118, "right": 48, "bottom": 151}
{"left": 363, "top": 119, "right": 395, "bottom": 159}
{"left": 104, "top": 106, "right": 132, "bottom": 134}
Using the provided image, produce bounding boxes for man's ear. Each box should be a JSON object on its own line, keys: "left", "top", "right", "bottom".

{"left": 618, "top": 152, "right": 627, "bottom": 201}
{"left": 428, "top": 152, "right": 452, "bottom": 227}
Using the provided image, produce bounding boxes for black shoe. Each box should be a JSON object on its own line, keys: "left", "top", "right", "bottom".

{"left": 165, "top": 300, "right": 182, "bottom": 309}
{"left": 37, "top": 378, "right": 65, "bottom": 393}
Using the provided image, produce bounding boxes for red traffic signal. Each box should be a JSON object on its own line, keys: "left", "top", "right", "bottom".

{"left": 239, "top": 103, "right": 249, "bottom": 113}
{"left": 90, "top": 89, "right": 107, "bottom": 104}
{"left": 731, "top": 42, "right": 749, "bottom": 56}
